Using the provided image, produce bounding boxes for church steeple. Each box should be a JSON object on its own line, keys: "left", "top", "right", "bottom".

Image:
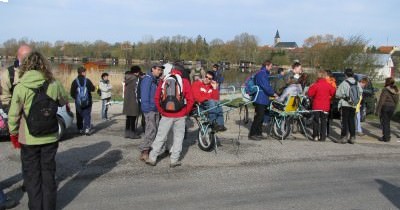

{"left": 274, "top": 30, "right": 280, "bottom": 46}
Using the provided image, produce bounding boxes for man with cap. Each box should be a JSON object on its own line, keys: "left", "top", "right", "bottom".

{"left": 70, "top": 66, "right": 95, "bottom": 135}
{"left": 138, "top": 64, "right": 164, "bottom": 161}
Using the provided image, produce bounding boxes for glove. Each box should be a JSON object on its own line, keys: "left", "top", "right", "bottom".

{"left": 10, "top": 134, "right": 21, "bottom": 149}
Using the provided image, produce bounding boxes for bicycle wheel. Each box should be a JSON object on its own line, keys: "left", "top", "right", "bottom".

{"left": 273, "top": 117, "right": 292, "bottom": 140}
{"left": 197, "top": 126, "right": 216, "bottom": 152}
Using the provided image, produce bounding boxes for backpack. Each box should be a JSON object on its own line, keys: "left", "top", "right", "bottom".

{"left": 345, "top": 80, "right": 360, "bottom": 106}
{"left": 160, "top": 74, "right": 186, "bottom": 112}
{"left": 24, "top": 81, "right": 59, "bottom": 136}
{"left": 243, "top": 70, "right": 262, "bottom": 96}
{"left": 75, "top": 78, "right": 90, "bottom": 108}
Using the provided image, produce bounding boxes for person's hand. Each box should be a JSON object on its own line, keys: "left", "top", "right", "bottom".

{"left": 211, "top": 81, "right": 218, "bottom": 89}
{"left": 273, "top": 93, "right": 279, "bottom": 98}
{"left": 10, "top": 134, "right": 20, "bottom": 149}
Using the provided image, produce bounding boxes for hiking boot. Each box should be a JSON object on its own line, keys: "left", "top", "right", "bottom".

{"left": 0, "top": 197, "right": 18, "bottom": 210}
{"left": 139, "top": 150, "right": 149, "bottom": 162}
{"left": 84, "top": 128, "right": 91, "bottom": 136}
{"left": 348, "top": 136, "right": 356, "bottom": 144}
{"left": 357, "top": 132, "right": 365, "bottom": 137}
{"left": 333, "top": 136, "right": 346, "bottom": 144}
{"left": 170, "top": 161, "right": 182, "bottom": 168}
{"left": 129, "top": 132, "right": 141, "bottom": 139}
{"left": 145, "top": 158, "right": 156, "bottom": 166}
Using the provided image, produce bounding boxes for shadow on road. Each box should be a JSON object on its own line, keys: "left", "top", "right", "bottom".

{"left": 375, "top": 179, "right": 400, "bottom": 209}
{"left": 56, "top": 141, "right": 122, "bottom": 209}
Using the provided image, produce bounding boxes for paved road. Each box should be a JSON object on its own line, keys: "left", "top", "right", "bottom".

{"left": 1, "top": 101, "right": 400, "bottom": 210}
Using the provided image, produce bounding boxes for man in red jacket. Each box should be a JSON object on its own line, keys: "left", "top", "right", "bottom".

{"left": 308, "top": 70, "right": 336, "bottom": 141}
{"left": 192, "top": 71, "right": 226, "bottom": 131}
{"left": 146, "top": 68, "right": 194, "bottom": 167}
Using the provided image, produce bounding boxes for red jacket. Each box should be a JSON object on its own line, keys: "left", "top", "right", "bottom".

{"left": 154, "top": 69, "right": 194, "bottom": 118}
{"left": 308, "top": 78, "right": 336, "bottom": 112}
{"left": 191, "top": 80, "right": 219, "bottom": 103}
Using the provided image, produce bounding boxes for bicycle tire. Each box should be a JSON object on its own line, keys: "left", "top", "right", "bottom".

{"left": 197, "top": 126, "right": 216, "bottom": 152}
{"left": 273, "top": 117, "right": 292, "bottom": 140}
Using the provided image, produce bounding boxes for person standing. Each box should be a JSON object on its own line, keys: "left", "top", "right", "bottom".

{"left": 99, "top": 72, "right": 112, "bottom": 121}
{"left": 138, "top": 64, "right": 164, "bottom": 161}
{"left": 307, "top": 70, "right": 336, "bottom": 141}
{"left": 355, "top": 78, "right": 368, "bottom": 136}
{"left": 211, "top": 64, "right": 224, "bottom": 90}
{"left": 146, "top": 68, "right": 194, "bottom": 167}
{"left": 70, "top": 67, "right": 95, "bottom": 135}
{"left": 1, "top": 44, "right": 32, "bottom": 111}
{"left": 8, "top": 51, "right": 69, "bottom": 210}
{"left": 375, "top": 77, "right": 399, "bottom": 142}
{"left": 248, "top": 60, "right": 277, "bottom": 140}
{"left": 335, "top": 69, "right": 363, "bottom": 144}
{"left": 284, "top": 61, "right": 302, "bottom": 85}
{"left": 122, "top": 66, "right": 141, "bottom": 139}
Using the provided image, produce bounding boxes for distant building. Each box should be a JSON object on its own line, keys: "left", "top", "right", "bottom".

{"left": 273, "top": 30, "right": 298, "bottom": 50}
{"left": 84, "top": 61, "right": 109, "bottom": 71}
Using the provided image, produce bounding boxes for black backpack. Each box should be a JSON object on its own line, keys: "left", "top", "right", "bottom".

{"left": 24, "top": 81, "right": 59, "bottom": 136}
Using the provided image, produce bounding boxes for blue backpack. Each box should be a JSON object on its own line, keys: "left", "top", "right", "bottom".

{"left": 75, "top": 78, "right": 90, "bottom": 108}
{"left": 243, "top": 70, "right": 261, "bottom": 95}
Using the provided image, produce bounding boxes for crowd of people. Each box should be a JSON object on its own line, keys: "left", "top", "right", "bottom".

{"left": 0, "top": 45, "right": 399, "bottom": 210}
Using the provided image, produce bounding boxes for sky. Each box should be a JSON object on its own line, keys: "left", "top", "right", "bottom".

{"left": 0, "top": 0, "right": 399, "bottom": 47}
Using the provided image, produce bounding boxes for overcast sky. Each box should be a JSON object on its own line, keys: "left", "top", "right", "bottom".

{"left": 0, "top": 0, "right": 398, "bottom": 47}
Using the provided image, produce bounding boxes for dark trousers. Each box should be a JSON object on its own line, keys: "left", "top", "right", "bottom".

{"left": 380, "top": 105, "right": 395, "bottom": 141}
{"left": 340, "top": 106, "right": 356, "bottom": 138}
{"left": 312, "top": 111, "right": 328, "bottom": 140}
{"left": 21, "top": 142, "right": 58, "bottom": 210}
{"left": 249, "top": 103, "right": 266, "bottom": 136}
{"left": 76, "top": 104, "right": 92, "bottom": 130}
{"left": 126, "top": 116, "right": 137, "bottom": 132}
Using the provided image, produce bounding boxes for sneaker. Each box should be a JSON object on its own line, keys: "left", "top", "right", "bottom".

{"left": 170, "top": 161, "right": 182, "bottom": 168}
{"left": 312, "top": 136, "right": 318, "bottom": 142}
{"left": 348, "top": 136, "right": 356, "bottom": 144}
{"left": 84, "top": 128, "right": 91, "bottom": 136}
{"left": 0, "top": 197, "right": 18, "bottom": 210}
{"left": 357, "top": 132, "right": 365, "bottom": 136}
{"left": 145, "top": 159, "right": 156, "bottom": 166}
{"left": 79, "top": 129, "right": 84, "bottom": 135}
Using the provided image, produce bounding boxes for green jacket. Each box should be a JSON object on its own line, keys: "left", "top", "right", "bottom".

{"left": 8, "top": 70, "right": 68, "bottom": 145}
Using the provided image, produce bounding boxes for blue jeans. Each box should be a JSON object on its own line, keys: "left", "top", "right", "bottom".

{"left": 75, "top": 103, "right": 92, "bottom": 130}
{"left": 202, "top": 100, "right": 224, "bottom": 126}
{"left": 0, "top": 190, "right": 6, "bottom": 204}
{"left": 101, "top": 98, "right": 110, "bottom": 119}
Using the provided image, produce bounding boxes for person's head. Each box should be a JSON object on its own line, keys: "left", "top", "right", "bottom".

{"left": 203, "top": 71, "right": 215, "bottom": 85}
{"left": 17, "top": 44, "right": 32, "bottom": 64}
{"left": 262, "top": 60, "right": 272, "bottom": 70}
{"left": 297, "top": 73, "right": 308, "bottom": 85}
{"left": 101, "top": 72, "right": 109, "bottom": 81}
{"left": 212, "top": 64, "right": 219, "bottom": 71}
{"left": 77, "top": 66, "right": 86, "bottom": 76}
{"left": 292, "top": 62, "right": 302, "bottom": 74}
{"left": 344, "top": 68, "right": 354, "bottom": 78}
{"left": 151, "top": 65, "right": 164, "bottom": 78}
{"left": 130, "top": 65, "right": 142, "bottom": 76}
{"left": 359, "top": 77, "right": 368, "bottom": 88}
{"left": 384, "top": 77, "right": 399, "bottom": 92}
{"left": 277, "top": 68, "right": 285, "bottom": 76}
{"left": 317, "top": 69, "right": 327, "bottom": 79}
{"left": 19, "top": 51, "right": 53, "bottom": 81}
{"left": 326, "top": 70, "right": 333, "bottom": 78}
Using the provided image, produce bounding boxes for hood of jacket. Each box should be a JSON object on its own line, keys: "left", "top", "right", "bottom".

{"left": 19, "top": 70, "right": 47, "bottom": 89}
{"left": 345, "top": 77, "right": 357, "bottom": 85}
{"left": 125, "top": 74, "right": 137, "bottom": 85}
{"left": 385, "top": 86, "right": 399, "bottom": 95}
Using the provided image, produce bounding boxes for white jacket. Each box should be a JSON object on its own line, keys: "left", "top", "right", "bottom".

{"left": 99, "top": 80, "right": 112, "bottom": 99}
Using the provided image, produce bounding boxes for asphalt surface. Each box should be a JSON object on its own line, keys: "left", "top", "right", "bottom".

{"left": 1, "top": 101, "right": 400, "bottom": 210}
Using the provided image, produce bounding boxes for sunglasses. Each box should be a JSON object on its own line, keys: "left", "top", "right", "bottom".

{"left": 205, "top": 76, "right": 213, "bottom": 80}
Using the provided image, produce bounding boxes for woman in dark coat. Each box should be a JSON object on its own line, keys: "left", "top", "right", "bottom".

{"left": 375, "top": 77, "right": 399, "bottom": 142}
{"left": 122, "top": 66, "right": 141, "bottom": 139}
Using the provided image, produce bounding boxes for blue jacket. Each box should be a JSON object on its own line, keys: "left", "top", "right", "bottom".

{"left": 254, "top": 67, "right": 275, "bottom": 105}
{"left": 140, "top": 72, "right": 159, "bottom": 113}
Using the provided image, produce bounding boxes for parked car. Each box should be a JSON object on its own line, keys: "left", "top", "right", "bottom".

{"left": 0, "top": 103, "right": 74, "bottom": 141}
{"left": 331, "top": 72, "right": 378, "bottom": 121}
